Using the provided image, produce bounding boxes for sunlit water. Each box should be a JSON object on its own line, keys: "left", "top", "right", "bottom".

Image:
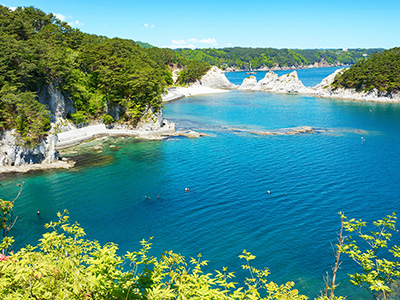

{"left": 1, "top": 68, "right": 399, "bottom": 299}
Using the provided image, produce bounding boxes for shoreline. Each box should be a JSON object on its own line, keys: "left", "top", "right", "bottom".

{"left": 162, "top": 86, "right": 230, "bottom": 103}
{"left": 224, "top": 63, "right": 350, "bottom": 73}
{"left": 56, "top": 123, "right": 176, "bottom": 150}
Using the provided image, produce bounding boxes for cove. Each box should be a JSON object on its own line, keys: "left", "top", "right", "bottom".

{"left": 1, "top": 68, "right": 400, "bottom": 299}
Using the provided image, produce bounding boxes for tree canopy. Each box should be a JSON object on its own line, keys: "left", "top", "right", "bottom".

{"left": 175, "top": 47, "right": 384, "bottom": 70}
{"left": 332, "top": 47, "right": 400, "bottom": 93}
{"left": 0, "top": 5, "right": 209, "bottom": 146}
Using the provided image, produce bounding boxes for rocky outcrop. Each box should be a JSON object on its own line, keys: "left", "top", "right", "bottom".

{"left": 0, "top": 130, "right": 58, "bottom": 166}
{"left": 38, "top": 83, "right": 75, "bottom": 123}
{"left": 135, "top": 106, "right": 167, "bottom": 131}
{"left": 260, "top": 71, "right": 312, "bottom": 94}
{"left": 312, "top": 69, "right": 400, "bottom": 102}
{"left": 238, "top": 76, "right": 258, "bottom": 90}
{"left": 238, "top": 71, "right": 313, "bottom": 94}
{"left": 193, "top": 66, "right": 238, "bottom": 89}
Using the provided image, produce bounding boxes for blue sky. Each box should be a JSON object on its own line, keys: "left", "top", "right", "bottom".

{"left": 2, "top": 0, "right": 399, "bottom": 49}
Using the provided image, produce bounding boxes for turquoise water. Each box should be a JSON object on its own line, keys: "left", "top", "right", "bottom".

{"left": 1, "top": 69, "right": 400, "bottom": 299}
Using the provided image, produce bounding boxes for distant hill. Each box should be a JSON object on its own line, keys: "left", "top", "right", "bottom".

{"left": 175, "top": 47, "right": 384, "bottom": 70}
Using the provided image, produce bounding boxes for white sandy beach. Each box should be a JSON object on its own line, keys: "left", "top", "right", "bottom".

{"left": 162, "top": 86, "right": 230, "bottom": 102}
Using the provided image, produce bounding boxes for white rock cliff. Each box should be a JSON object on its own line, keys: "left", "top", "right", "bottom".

{"left": 193, "top": 66, "right": 238, "bottom": 89}
{"left": 0, "top": 130, "right": 58, "bottom": 166}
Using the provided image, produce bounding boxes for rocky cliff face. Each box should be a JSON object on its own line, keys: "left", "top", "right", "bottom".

{"left": 312, "top": 69, "right": 400, "bottom": 102}
{"left": 193, "top": 66, "right": 238, "bottom": 89}
{"left": 38, "top": 83, "right": 75, "bottom": 123}
{"left": 0, "top": 130, "right": 58, "bottom": 166}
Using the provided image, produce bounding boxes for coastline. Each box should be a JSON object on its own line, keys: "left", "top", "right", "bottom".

{"left": 2, "top": 66, "right": 398, "bottom": 174}
{"left": 224, "top": 63, "right": 350, "bottom": 73}
{"left": 162, "top": 86, "right": 230, "bottom": 103}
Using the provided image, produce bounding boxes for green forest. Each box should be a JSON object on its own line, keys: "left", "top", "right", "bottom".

{"left": 332, "top": 47, "right": 400, "bottom": 93}
{"left": 175, "top": 47, "right": 383, "bottom": 70}
{"left": 0, "top": 6, "right": 209, "bottom": 146}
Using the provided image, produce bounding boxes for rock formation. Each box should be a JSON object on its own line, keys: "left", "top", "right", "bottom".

{"left": 238, "top": 71, "right": 313, "bottom": 94}
{"left": 238, "top": 76, "right": 258, "bottom": 90}
{"left": 38, "top": 83, "right": 76, "bottom": 123}
{"left": 312, "top": 69, "right": 400, "bottom": 102}
{"left": 193, "top": 66, "right": 238, "bottom": 89}
{"left": 0, "top": 130, "right": 58, "bottom": 166}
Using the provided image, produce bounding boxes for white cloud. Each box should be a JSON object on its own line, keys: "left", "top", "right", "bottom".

{"left": 68, "top": 20, "right": 84, "bottom": 27}
{"left": 53, "top": 12, "right": 83, "bottom": 27}
{"left": 199, "top": 38, "right": 217, "bottom": 46}
{"left": 54, "top": 13, "right": 66, "bottom": 21}
{"left": 9, "top": 6, "right": 17, "bottom": 11}
{"left": 144, "top": 23, "right": 155, "bottom": 29}
{"left": 165, "top": 38, "right": 218, "bottom": 49}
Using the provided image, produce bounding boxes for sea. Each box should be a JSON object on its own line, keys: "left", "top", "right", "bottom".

{"left": 1, "top": 66, "right": 400, "bottom": 299}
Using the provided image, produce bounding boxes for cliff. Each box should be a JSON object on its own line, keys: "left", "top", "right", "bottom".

{"left": 1, "top": 85, "right": 173, "bottom": 169}
{"left": 312, "top": 69, "right": 400, "bottom": 102}
{"left": 0, "top": 130, "right": 58, "bottom": 166}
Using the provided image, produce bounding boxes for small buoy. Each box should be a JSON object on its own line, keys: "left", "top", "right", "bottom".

{"left": 267, "top": 190, "right": 271, "bottom": 194}
{"left": 37, "top": 211, "right": 40, "bottom": 215}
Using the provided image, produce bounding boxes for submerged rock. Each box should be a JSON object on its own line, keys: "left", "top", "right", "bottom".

{"left": 251, "top": 126, "right": 315, "bottom": 136}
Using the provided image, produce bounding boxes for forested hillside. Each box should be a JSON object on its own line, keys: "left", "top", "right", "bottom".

{"left": 332, "top": 47, "right": 400, "bottom": 93}
{"left": 0, "top": 6, "right": 209, "bottom": 146}
{"left": 176, "top": 47, "right": 383, "bottom": 70}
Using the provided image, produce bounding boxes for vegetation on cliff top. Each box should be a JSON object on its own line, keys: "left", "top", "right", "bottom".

{"left": 0, "top": 6, "right": 209, "bottom": 146}
{"left": 332, "top": 47, "right": 400, "bottom": 93}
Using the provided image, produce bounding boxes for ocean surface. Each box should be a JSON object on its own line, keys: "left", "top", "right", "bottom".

{"left": 1, "top": 67, "right": 400, "bottom": 299}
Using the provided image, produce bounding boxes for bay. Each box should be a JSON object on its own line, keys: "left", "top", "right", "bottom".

{"left": 1, "top": 68, "right": 400, "bottom": 299}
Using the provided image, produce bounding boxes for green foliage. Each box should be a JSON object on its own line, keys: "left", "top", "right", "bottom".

{"left": 0, "top": 5, "right": 205, "bottom": 136}
{"left": 0, "top": 211, "right": 308, "bottom": 300}
{"left": 177, "top": 60, "right": 211, "bottom": 85}
{"left": 0, "top": 86, "right": 50, "bottom": 147}
{"left": 102, "top": 114, "right": 114, "bottom": 125}
{"left": 176, "top": 47, "right": 384, "bottom": 70}
{"left": 340, "top": 212, "right": 400, "bottom": 300}
{"left": 332, "top": 48, "right": 400, "bottom": 93}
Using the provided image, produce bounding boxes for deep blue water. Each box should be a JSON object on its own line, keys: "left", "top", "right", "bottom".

{"left": 1, "top": 68, "right": 400, "bottom": 299}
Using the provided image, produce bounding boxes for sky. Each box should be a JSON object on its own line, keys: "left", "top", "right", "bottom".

{"left": 2, "top": 0, "right": 400, "bottom": 49}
